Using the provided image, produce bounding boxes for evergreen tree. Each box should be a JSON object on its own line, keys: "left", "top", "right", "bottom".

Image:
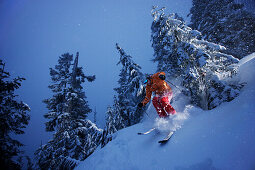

{"left": 112, "top": 95, "right": 126, "bottom": 131}
{"left": 34, "top": 52, "right": 102, "bottom": 169}
{"left": 105, "top": 106, "right": 117, "bottom": 135}
{"left": 102, "top": 105, "right": 117, "bottom": 148}
{"left": 114, "top": 43, "right": 146, "bottom": 127}
{"left": 151, "top": 7, "right": 243, "bottom": 110}
{"left": 106, "top": 96, "right": 125, "bottom": 134}
{"left": 93, "top": 107, "right": 97, "bottom": 124}
{"left": 102, "top": 96, "right": 125, "bottom": 148}
{"left": 0, "top": 59, "right": 30, "bottom": 169}
{"left": 189, "top": 0, "right": 255, "bottom": 59}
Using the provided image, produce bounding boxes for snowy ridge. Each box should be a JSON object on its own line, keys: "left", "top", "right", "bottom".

{"left": 76, "top": 53, "right": 255, "bottom": 170}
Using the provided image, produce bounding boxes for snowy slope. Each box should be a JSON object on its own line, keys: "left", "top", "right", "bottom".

{"left": 76, "top": 53, "right": 255, "bottom": 170}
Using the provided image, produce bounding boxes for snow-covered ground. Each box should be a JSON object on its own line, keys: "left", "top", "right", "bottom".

{"left": 76, "top": 53, "right": 255, "bottom": 170}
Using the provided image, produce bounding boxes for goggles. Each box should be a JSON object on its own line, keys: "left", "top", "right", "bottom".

{"left": 144, "top": 75, "right": 152, "bottom": 84}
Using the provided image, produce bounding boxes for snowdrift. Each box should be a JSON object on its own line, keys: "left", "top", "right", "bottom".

{"left": 76, "top": 53, "right": 255, "bottom": 170}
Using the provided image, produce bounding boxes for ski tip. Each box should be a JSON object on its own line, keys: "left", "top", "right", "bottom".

{"left": 158, "top": 140, "right": 167, "bottom": 144}
{"left": 137, "top": 133, "right": 143, "bottom": 135}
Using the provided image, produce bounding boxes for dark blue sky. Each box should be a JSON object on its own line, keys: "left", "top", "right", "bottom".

{"left": 0, "top": 0, "right": 191, "bottom": 159}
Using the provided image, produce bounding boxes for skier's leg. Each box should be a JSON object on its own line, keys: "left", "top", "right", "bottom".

{"left": 161, "top": 95, "right": 176, "bottom": 116}
{"left": 152, "top": 96, "right": 166, "bottom": 118}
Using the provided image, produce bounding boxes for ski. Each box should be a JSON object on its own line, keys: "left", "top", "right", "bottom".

{"left": 137, "top": 127, "right": 156, "bottom": 135}
{"left": 158, "top": 131, "right": 174, "bottom": 143}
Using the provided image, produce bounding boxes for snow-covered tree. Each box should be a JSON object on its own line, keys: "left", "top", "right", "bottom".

{"left": 101, "top": 105, "right": 117, "bottom": 148}
{"left": 102, "top": 96, "right": 126, "bottom": 148}
{"left": 189, "top": 0, "right": 255, "bottom": 59}
{"left": 114, "top": 43, "right": 146, "bottom": 127}
{"left": 105, "top": 106, "right": 117, "bottom": 135}
{"left": 235, "top": 0, "right": 255, "bottom": 13}
{"left": 0, "top": 59, "right": 30, "bottom": 169}
{"left": 105, "top": 96, "right": 125, "bottom": 134}
{"left": 151, "top": 7, "right": 243, "bottom": 110}
{"left": 34, "top": 52, "right": 102, "bottom": 169}
{"left": 93, "top": 107, "right": 97, "bottom": 124}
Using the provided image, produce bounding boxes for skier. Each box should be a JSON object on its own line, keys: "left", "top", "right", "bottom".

{"left": 138, "top": 72, "right": 176, "bottom": 118}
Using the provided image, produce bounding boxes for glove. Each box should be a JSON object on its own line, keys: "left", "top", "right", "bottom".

{"left": 138, "top": 102, "right": 144, "bottom": 108}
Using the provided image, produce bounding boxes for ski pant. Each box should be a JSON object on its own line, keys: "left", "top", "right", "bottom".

{"left": 152, "top": 92, "right": 176, "bottom": 118}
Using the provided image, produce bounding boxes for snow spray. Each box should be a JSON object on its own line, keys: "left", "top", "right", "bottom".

{"left": 154, "top": 105, "right": 191, "bottom": 132}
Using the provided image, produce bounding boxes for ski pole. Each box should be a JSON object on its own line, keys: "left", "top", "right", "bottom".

{"left": 165, "top": 80, "right": 183, "bottom": 92}
{"left": 137, "top": 101, "right": 152, "bottom": 119}
{"left": 144, "top": 110, "right": 152, "bottom": 119}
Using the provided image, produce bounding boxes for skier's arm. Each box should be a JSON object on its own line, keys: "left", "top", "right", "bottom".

{"left": 141, "top": 84, "right": 152, "bottom": 106}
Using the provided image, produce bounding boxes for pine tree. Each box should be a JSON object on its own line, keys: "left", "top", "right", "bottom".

{"left": 0, "top": 59, "right": 30, "bottom": 169}
{"left": 102, "top": 96, "right": 126, "bottom": 148}
{"left": 93, "top": 107, "right": 97, "bottom": 124}
{"left": 105, "top": 106, "right": 117, "bottom": 135}
{"left": 189, "top": 0, "right": 255, "bottom": 59}
{"left": 107, "top": 96, "right": 125, "bottom": 133}
{"left": 114, "top": 43, "right": 146, "bottom": 127}
{"left": 102, "top": 105, "right": 117, "bottom": 147}
{"left": 34, "top": 52, "right": 102, "bottom": 169}
{"left": 151, "top": 7, "right": 243, "bottom": 110}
